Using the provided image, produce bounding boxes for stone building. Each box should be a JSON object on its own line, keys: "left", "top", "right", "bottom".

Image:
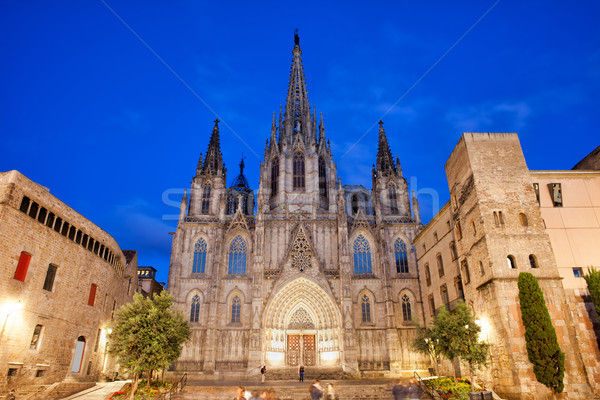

{"left": 167, "top": 34, "right": 426, "bottom": 377}
{"left": 0, "top": 170, "right": 137, "bottom": 396}
{"left": 137, "top": 266, "right": 165, "bottom": 299}
{"left": 414, "top": 133, "right": 600, "bottom": 399}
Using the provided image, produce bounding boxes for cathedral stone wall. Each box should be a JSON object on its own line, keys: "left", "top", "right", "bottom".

{"left": 0, "top": 170, "right": 135, "bottom": 393}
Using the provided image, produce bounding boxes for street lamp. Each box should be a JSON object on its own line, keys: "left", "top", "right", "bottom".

{"left": 0, "top": 300, "right": 24, "bottom": 345}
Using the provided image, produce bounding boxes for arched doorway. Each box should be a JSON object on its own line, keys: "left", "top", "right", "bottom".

{"left": 263, "top": 278, "right": 341, "bottom": 367}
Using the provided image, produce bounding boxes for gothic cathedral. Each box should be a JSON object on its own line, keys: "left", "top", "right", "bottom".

{"left": 167, "top": 34, "right": 427, "bottom": 377}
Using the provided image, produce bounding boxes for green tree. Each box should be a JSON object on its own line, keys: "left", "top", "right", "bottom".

{"left": 434, "top": 302, "right": 489, "bottom": 390}
{"left": 412, "top": 323, "right": 443, "bottom": 376}
{"left": 109, "top": 291, "right": 190, "bottom": 400}
{"left": 583, "top": 266, "right": 600, "bottom": 318}
{"left": 518, "top": 272, "right": 564, "bottom": 394}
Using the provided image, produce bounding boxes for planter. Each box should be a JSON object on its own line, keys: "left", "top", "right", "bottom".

{"left": 468, "top": 391, "right": 492, "bottom": 400}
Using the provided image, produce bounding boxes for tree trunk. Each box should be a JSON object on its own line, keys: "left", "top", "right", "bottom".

{"left": 128, "top": 373, "right": 139, "bottom": 400}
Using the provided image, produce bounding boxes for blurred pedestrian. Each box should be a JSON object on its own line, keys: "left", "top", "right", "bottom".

{"left": 407, "top": 379, "right": 423, "bottom": 399}
{"left": 299, "top": 365, "right": 304, "bottom": 382}
{"left": 234, "top": 385, "right": 246, "bottom": 400}
{"left": 261, "top": 365, "right": 267, "bottom": 383}
{"left": 392, "top": 379, "right": 407, "bottom": 400}
{"left": 324, "top": 383, "right": 337, "bottom": 400}
{"left": 309, "top": 380, "right": 323, "bottom": 400}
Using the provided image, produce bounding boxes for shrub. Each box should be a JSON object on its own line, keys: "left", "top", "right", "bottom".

{"left": 517, "top": 272, "right": 565, "bottom": 393}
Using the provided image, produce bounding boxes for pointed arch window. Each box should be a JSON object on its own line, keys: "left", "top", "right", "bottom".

{"left": 190, "top": 294, "right": 200, "bottom": 323}
{"left": 228, "top": 235, "right": 247, "bottom": 274}
{"left": 402, "top": 294, "right": 412, "bottom": 322}
{"left": 293, "top": 152, "right": 305, "bottom": 190}
{"left": 201, "top": 184, "right": 211, "bottom": 214}
{"left": 271, "top": 157, "right": 279, "bottom": 198}
{"left": 394, "top": 238, "right": 409, "bottom": 273}
{"left": 388, "top": 183, "right": 399, "bottom": 215}
{"left": 231, "top": 295, "right": 241, "bottom": 323}
{"left": 353, "top": 235, "right": 372, "bottom": 274}
{"left": 361, "top": 294, "right": 372, "bottom": 323}
{"left": 351, "top": 194, "right": 359, "bottom": 215}
{"left": 193, "top": 238, "right": 207, "bottom": 273}
{"left": 318, "top": 156, "right": 328, "bottom": 199}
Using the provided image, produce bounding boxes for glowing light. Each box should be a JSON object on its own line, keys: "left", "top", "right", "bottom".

{"left": 266, "top": 351, "right": 284, "bottom": 366}
{"left": 2, "top": 301, "right": 23, "bottom": 316}
{"left": 106, "top": 328, "right": 112, "bottom": 334}
{"left": 320, "top": 351, "right": 339, "bottom": 365}
{"left": 475, "top": 317, "right": 492, "bottom": 342}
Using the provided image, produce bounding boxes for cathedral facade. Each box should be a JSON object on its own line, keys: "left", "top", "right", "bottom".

{"left": 166, "top": 34, "right": 426, "bottom": 377}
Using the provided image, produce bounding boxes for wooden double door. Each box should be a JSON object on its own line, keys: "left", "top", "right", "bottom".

{"left": 287, "top": 334, "right": 315, "bottom": 366}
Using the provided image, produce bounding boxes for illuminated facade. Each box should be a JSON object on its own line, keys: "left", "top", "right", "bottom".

{"left": 0, "top": 170, "right": 136, "bottom": 395}
{"left": 167, "top": 35, "right": 426, "bottom": 377}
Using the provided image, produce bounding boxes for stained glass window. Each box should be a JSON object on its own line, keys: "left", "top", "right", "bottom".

{"left": 402, "top": 294, "right": 411, "bottom": 321}
{"left": 193, "top": 238, "right": 207, "bottom": 273}
{"left": 361, "top": 294, "right": 371, "bottom": 323}
{"left": 190, "top": 295, "right": 200, "bottom": 322}
{"left": 228, "top": 236, "right": 247, "bottom": 274}
{"left": 353, "top": 235, "right": 372, "bottom": 274}
{"left": 231, "top": 295, "right": 241, "bottom": 323}
{"left": 394, "top": 238, "right": 408, "bottom": 273}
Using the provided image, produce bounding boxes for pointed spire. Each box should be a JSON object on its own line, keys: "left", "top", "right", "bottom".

{"left": 375, "top": 120, "right": 397, "bottom": 176}
{"left": 271, "top": 112, "right": 277, "bottom": 146}
{"left": 179, "top": 189, "right": 188, "bottom": 221}
{"left": 319, "top": 112, "right": 326, "bottom": 143}
{"left": 196, "top": 152, "right": 203, "bottom": 176}
{"left": 283, "top": 30, "right": 311, "bottom": 142}
{"left": 230, "top": 155, "right": 250, "bottom": 189}
{"left": 396, "top": 155, "right": 403, "bottom": 177}
{"left": 412, "top": 190, "right": 421, "bottom": 224}
{"left": 202, "top": 119, "right": 224, "bottom": 175}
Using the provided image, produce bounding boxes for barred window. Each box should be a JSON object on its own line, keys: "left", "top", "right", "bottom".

{"left": 388, "top": 184, "right": 399, "bottom": 215}
{"left": 201, "top": 184, "right": 211, "bottom": 214}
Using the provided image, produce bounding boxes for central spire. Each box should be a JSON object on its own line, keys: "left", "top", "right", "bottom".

{"left": 282, "top": 31, "right": 314, "bottom": 144}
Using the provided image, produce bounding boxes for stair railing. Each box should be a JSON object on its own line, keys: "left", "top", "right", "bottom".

{"left": 414, "top": 371, "right": 442, "bottom": 400}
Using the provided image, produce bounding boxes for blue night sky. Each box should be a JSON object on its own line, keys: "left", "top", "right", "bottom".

{"left": 2, "top": 1, "right": 599, "bottom": 285}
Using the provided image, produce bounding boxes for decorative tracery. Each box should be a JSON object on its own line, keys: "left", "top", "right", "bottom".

{"left": 291, "top": 227, "right": 312, "bottom": 272}
{"left": 190, "top": 294, "right": 200, "bottom": 323}
{"left": 201, "top": 183, "right": 211, "bottom": 214}
{"left": 231, "top": 295, "right": 241, "bottom": 323}
{"left": 228, "top": 235, "right": 247, "bottom": 274}
{"left": 394, "top": 238, "right": 408, "bottom": 273}
{"left": 288, "top": 307, "right": 315, "bottom": 329}
{"left": 361, "top": 294, "right": 372, "bottom": 323}
{"left": 193, "top": 238, "right": 207, "bottom": 273}
{"left": 353, "top": 235, "right": 372, "bottom": 274}
{"left": 401, "top": 294, "right": 411, "bottom": 322}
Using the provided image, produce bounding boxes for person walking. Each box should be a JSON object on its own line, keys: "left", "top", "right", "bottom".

{"left": 309, "top": 380, "right": 323, "bottom": 400}
{"left": 299, "top": 365, "right": 304, "bottom": 382}
{"left": 407, "top": 379, "right": 423, "bottom": 399}
{"left": 324, "top": 383, "right": 337, "bottom": 400}
{"left": 261, "top": 365, "right": 267, "bottom": 383}
{"left": 392, "top": 380, "right": 407, "bottom": 400}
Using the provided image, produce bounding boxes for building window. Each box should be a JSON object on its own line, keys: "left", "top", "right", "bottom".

{"left": 461, "top": 259, "right": 471, "bottom": 284}
{"left": 29, "top": 201, "right": 39, "bottom": 219}
{"left": 190, "top": 295, "right": 200, "bottom": 323}
{"left": 30, "top": 324, "right": 43, "bottom": 350}
{"left": 271, "top": 157, "right": 279, "bottom": 197}
{"left": 507, "top": 255, "right": 517, "bottom": 269}
{"left": 493, "top": 212, "right": 499, "bottom": 226}
{"left": 228, "top": 235, "right": 247, "bottom": 274}
{"left": 455, "top": 277, "right": 465, "bottom": 301}
{"left": 550, "top": 183, "right": 563, "bottom": 207}
{"left": 401, "top": 294, "right": 411, "bottom": 322}
{"left": 319, "top": 156, "right": 328, "bottom": 199}
{"left": 353, "top": 235, "right": 372, "bottom": 274}
{"left": 479, "top": 261, "right": 485, "bottom": 276}
{"left": 20, "top": 196, "right": 31, "bottom": 213}
{"left": 14, "top": 251, "right": 31, "bottom": 282}
{"left": 388, "top": 184, "right": 399, "bottom": 215}
{"left": 88, "top": 284, "right": 97, "bottom": 306}
{"left": 201, "top": 184, "right": 211, "bottom": 214}
{"left": 573, "top": 268, "right": 583, "bottom": 278}
{"left": 42, "top": 264, "right": 58, "bottom": 291}
{"left": 533, "top": 183, "right": 540, "bottom": 205}
{"left": 193, "top": 238, "right": 207, "bottom": 273}
{"left": 519, "top": 213, "right": 528, "bottom": 227}
{"left": 425, "top": 263, "right": 431, "bottom": 286}
{"left": 361, "top": 294, "right": 371, "bottom": 323}
{"left": 449, "top": 241, "right": 458, "bottom": 261}
{"left": 7, "top": 368, "right": 18, "bottom": 377}
{"left": 434, "top": 232, "right": 438, "bottom": 242}
{"left": 455, "top": 220, "right": 462, "bottom": 240}
{"left": 437, "top": 254, "right": 445, "bottom": 277}
{"left": 440, "top": 284, "right": 450, "bottom": 310}
{"left": 529, "top": 254, "right": 538, "bottom": 269}
{"left": 293, "top": 152, "right": 305, "bottom": 190}
{"left": 428, "top": 295, "right": 435, "bottom": 317}
{"left": 351, "top": 194, "right": 359, "bottom": 215}
{"left": 94, "top": 329, "right": 101, "bottom": 352}
{"left": 231, "top": 295, "right": 241, "bottom": 323}
{"left": 471, "top": 220, "right": 477, "bottom": 236}
{"left": 35, "top": 370, "right": 45, "bottom": 378}
{"left": 394, "top": 238, "right": 409, "bottom": 273}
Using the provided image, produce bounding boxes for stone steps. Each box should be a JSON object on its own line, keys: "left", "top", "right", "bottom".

{"left": 174, "top": 380, "right": 404, "bottom": 400}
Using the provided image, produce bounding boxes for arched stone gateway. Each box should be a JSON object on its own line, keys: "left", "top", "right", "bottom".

{"left": 263, "top": 277, "right": 342, "bottom": 367}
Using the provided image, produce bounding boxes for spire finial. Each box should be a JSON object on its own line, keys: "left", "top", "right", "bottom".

{"left": 294, "top": 29, "right": 299, "bottom": 46}
{"left": 378, "top": 120, "right": 384, "bottom": 129}
{"left": 239, "top": 154, "right": 245, "bottom": 174}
